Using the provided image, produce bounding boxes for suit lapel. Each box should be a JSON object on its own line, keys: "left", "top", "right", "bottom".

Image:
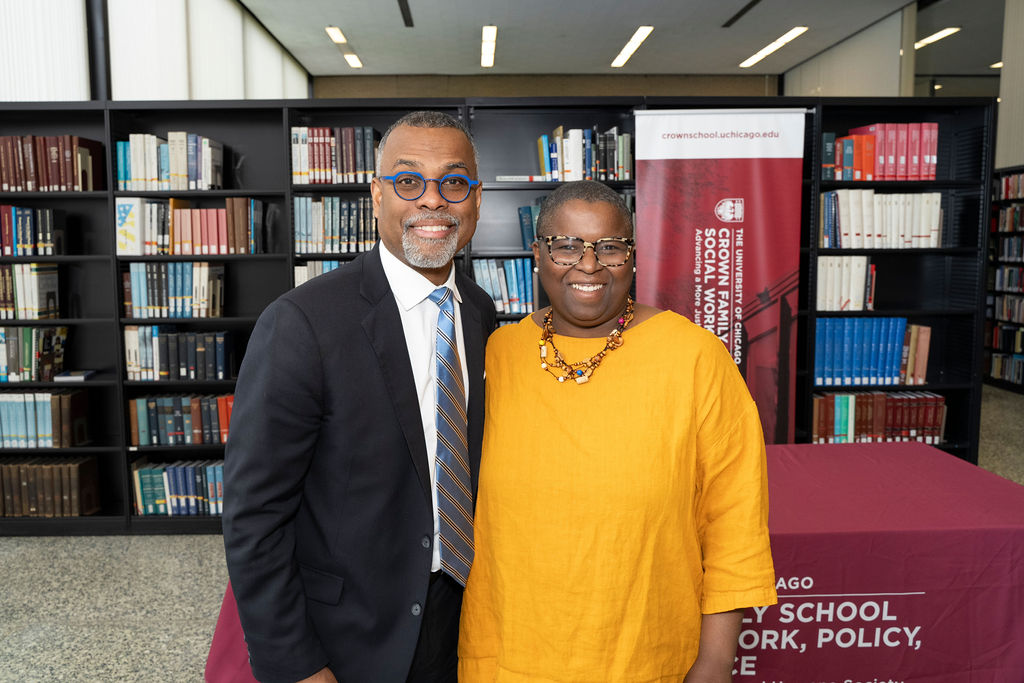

{"left": 359, "top": 247, "right": 433, "bottom": 503}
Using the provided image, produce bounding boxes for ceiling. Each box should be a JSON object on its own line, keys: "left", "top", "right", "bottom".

{"left": 238, "top": 0, "right": 1005, "bottom": 79}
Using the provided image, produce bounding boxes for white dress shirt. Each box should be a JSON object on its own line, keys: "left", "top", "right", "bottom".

{"left": 378, "top": 241, "right": 470, "bottom": 572}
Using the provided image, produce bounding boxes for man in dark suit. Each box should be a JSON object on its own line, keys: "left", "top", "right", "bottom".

{"left": 223, "top": 111, "right": 496, "bottom": 683}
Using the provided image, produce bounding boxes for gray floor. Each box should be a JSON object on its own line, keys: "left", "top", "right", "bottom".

{"left": 1, "top": 384, "right": 1022, "bottom": 682}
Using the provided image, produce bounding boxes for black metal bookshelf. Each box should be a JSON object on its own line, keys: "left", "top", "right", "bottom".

{"left": 0, "top": 96, "right": 995, "bottom": 535}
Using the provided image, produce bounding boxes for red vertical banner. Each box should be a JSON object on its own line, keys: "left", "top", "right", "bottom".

{"left": 635, "top": 110, "right": 806, "bottom": 443}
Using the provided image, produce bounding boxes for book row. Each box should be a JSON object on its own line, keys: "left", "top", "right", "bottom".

{"left": 497, "top": 125, "right": 632, "bottom": 183}
{"left": 0, "top": 326, "right": 67, "bottom": 383}
{"left": 819, "top": 190, "right": 942, "bottom": 249}
{"left": 821, "top": 122, "right": 938, "bottom": 182}
{"left": 115, "top": 197, "right": 271, "bottom": 256}
{"left": 0, "top": 456, "right": 101, "bottom": 518}
{"left": 0, "top": 134, "right": 105, "bottom": 193}
{"left": 989, "top": 353, "right": 1024, "bottom": 385}
{"left": 989, "top": 322, "right": 1024, "bottom": 354}
{"left": 116, "top": 132, "right": 224, "bottom": 192}
{"left": 128, "top": 393, "right": 233, "bottom": 446}
{"left": 294, "top": 261, "right": 342, "bottom": 288}
{"left": 992, "top": 235, "right": 1024, "bottom": 262}
{"left": 992, "top": 265, "right": 1024, "bottom": 294}
{"left": 995, "top": 205, "right": 1024, "bottom": 233}
{"left": 291, "top": 126, "right": 378, "bottom": 185}
{"left": 0, "top": 206, "right": 64, "bottom": 256}
{"left": 810, "top": 391, "right": 947, "bottom": 445}
{"left": 816, "top": 256, "right": 875, "bottom": 312}
{"left": 293, "top": 196, "right": 377, "bottom": 254}
{"left": 814, "top": 317, "right": 931, "bottom": 387}
{"left": 991, "top": 294, "right": 1024, "bottom": 324}
{"left": 997, "top": 172, "right": 1024, "bottom": 201}
{"left": 0, "top": 263, "right": 59, "bottom": 321}
{"left": 473, "top": 258, "right": 534, "bottom": 315}
{"left": 131, "top": 458, "right": 223, "bottom": 517}
{"left": 0, "top": 390, "right": 90, "bottom": 448}
{"left": 123, "top": 262, "right": 225, "bottom": 320}
{"left": 124, "top": 327, "right": 232, "bottom": 382}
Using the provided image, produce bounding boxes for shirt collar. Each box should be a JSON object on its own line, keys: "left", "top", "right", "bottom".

{"left": 378, "top": 240, "right": 462, "bottom": 312}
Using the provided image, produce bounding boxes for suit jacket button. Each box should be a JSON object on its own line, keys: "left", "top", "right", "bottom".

{"left": 411, "top": 603, "right": 422, "bottom": 616}
{"left": 421, "top": 536, "right": 431, "bottom": 549}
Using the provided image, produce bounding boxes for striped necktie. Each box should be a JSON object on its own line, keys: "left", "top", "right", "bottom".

{"left": 429, "top": 286, "right": 474, "bottom": 585}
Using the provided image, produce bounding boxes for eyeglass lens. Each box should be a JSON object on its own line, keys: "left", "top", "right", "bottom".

{"left": 391, "top": 172, "right": 473, "bottom": 202}
{"left": 548, "top": 237, "right": 631, "bottom": 266}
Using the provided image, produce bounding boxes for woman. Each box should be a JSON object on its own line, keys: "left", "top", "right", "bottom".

{"left": 459, "top": 180, "right": 777, "bottom": 682}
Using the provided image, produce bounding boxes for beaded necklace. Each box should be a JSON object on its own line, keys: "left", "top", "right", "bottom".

{"left": 538, "top": 297, "right": 635, "bottom": 384}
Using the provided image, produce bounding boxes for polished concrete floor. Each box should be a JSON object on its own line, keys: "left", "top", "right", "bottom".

{"left": 0, "top": 384, "right": 1021, "bottom": 682}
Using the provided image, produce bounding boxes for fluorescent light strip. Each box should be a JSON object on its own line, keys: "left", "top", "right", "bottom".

{"left": 991, "top": 61, "right": 1004, "bottom": 69}
{"left": 344, "top": 53, "right": 363, "bottom": 68}
{"left": 739, "top": 26, "right": 807, "bottom": 68}
{"left": 611, "top": 26, "right": 653, "bottom": 68}
{"left": 914, "top": 27, "right": 960, "bottom": 50}
{"left": 325, "top": 26, "right": 347, "bottom": 44}
{"left": 481, "top": 25, "right": 497, "bottom": 68}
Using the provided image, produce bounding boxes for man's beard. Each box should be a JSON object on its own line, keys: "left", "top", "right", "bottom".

{"left": 401, "top": 211, "right": 461, "bottom": 269}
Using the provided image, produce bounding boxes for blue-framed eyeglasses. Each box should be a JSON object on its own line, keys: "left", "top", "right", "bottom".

{"left": 380, "top": 171, "right": 480, "bottom": 203}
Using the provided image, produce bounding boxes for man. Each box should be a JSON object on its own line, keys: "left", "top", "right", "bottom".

{"left": 223, "top": 111, "right": 495, "bottom": 683}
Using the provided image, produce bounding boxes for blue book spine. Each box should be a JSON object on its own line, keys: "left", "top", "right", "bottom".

{"left": 891, "top": 317, "right": 907, "bottom": 385}
{"left": 842, "top": 139, "right": 855, "bottom": 181}
{"left": 205, "top": 463, "right": 217, "bottom": 515}
{"left": 158, "top": 143, "right": 170, "bottom": 189}
{"left": 503, "top": 260, "right": 520, "bottom": 314}
{"left": 583, "top": 128, "right": 593, "bottom": 180}
{"left": 135, "top": 398, "right": 149, "bottom": 445}
{"left": 184, "top": 462, "right": 198, "bottom": 515}
{"left": 39, "top": 394, "right": 52, "bottom": 448}
{"left": 840, "top": 318, "right": 852, "bottom": 386}
{"left": 814, "top": 318, "right": 825, "bottom": 386}
{"left": 168, "top": 463, "right": 182, "bottom": 515}
{"left": 214, "top": 463, "right": 224, "bottom": 515}
{"left": 820, "top": 319, "right": 833, "bottom": 386}
{"left": 0, "top": 328, "right": 7, "bottom": 382}
{"left": 549, "top": 141, "right": 558, "bottom": 182}
{"left": 516, "top": 258, "right": 529, "bottom": 313}
{"left": 184, "top": 263, "right": 193, "bottom": 318}
{"left": 863, "top": 318, "right": 876, "bottom": 385}
{"left": 851, "top": 318, "right": 863, "bottom": 386}
{"left": 517, "top": 206, "right": 535, "bottom": 250}
{"left": 117, "top": 140, "right": 129, "bottom": 191}
{"left": 833, "top": 394, "right": 845, "bottom": 443}
{"left": 24, "top": 394, "right": 36, "bottom": 448}
{"left": 822, "top": 191, "right": 831, "bottom": 249}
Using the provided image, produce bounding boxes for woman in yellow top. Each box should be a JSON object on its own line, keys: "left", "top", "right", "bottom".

{"left": 459, "top": 180, "right": 777, "bottom": 682}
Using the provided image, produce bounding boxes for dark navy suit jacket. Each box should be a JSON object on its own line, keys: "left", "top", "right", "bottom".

{"left": 223, "top": 245, "right": 495, "bottom": 682}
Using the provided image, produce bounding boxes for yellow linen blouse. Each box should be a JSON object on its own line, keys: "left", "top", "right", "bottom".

{"left": 459, "top": 311, "right": 777, "bottom": 682}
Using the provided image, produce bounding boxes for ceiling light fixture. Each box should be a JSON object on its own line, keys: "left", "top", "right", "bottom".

{"left": 325, "top": 26, "right": 347, "bottom": 44}
{"left": 991, "top": 61, "right": 1004, "bottom": 69}
{"left": 611, "top": 26, "right": 653, "bottom": 68}
{"left": 739, "top": 26, "right": 808, "bottom": 68}
{"left": 914, "top": 27, "right": 960, "bottom": 50}
{"left": 481, "top": 25, "right": 497, "bottom": 68}
{"left": 344, "top": 53, "right": 363, "bottom": 68}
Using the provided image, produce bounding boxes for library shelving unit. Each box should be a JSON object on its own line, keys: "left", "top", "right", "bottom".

{"left": 805, "top": 99, "right": 995, "bottom": 464}
{"left": 0, "top": 96, "right": 994, "bottom": 535}
{"left": 985, "top": 164, "right": 1024, "bottom": 393}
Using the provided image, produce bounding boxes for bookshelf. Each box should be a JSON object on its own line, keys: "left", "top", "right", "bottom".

{"left": 806, "top": 99, "right": 995, "bottom": 463}
{"left": 985, "top": 164, "right": 1024, "bottom": 393}
{"left": 0, "top": 96, "right": 994, "bottom": 535}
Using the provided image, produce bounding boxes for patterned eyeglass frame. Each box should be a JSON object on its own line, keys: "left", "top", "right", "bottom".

{"left": 539, "top": 235, "right": 636, "bottom": 267}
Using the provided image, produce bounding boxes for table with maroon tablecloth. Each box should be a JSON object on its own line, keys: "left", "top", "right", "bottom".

{"left": 208, "top": 442, "right": 1024, "bottom": 682}
{"left": 742, "top": 442, "right": 1024, "bottom": 681}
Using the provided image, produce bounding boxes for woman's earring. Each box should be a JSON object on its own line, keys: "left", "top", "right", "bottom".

{"left": 632, "top": 266, "right": 637, "bottom": 273}
{"left": 533, "top": 265, "right": 539, "bottom": 273}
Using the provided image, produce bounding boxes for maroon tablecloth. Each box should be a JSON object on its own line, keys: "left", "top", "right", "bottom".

{"left": 208, "top": 442, "right": 1024, "bottom": 681}
{"left": 744, "top": 442, "right": 1024, "bottom": 681}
